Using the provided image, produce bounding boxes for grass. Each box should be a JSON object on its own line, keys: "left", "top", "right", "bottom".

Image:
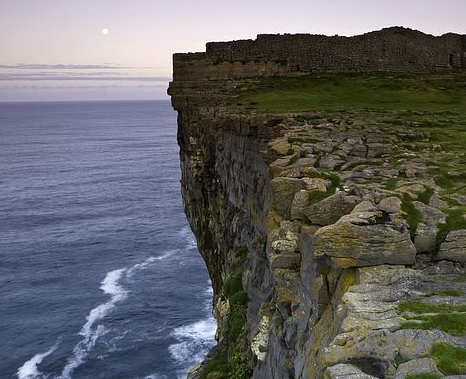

{"left": 401, "top": 313, "right": 466, "bottom": 336}
{"left": 426, "top": 289, "right": 462, "bottom": 297}
{"left": 224, "top": 268, "right": 244, "bottom": 297}
{"left": 235, "top": 72, "right": 466, "bottom": 113}
{"left": 436, "top": 206, "right": 466, "bottom": 244}
{"left": 417, "top": 187, "right": 435, "bottom": 205}
{"left": 398, "top": 300, "right": 466, "bottom": 314}
{"left": 200, "top": 347, "right": 231, "bottom": 379}
{"left": 385, "top": 177, "right": 398, "bottom": 191}
{"left": 431, "top": 343, "right": 466, "bottom": 375}
{"left": 400, "top": 195, "right": 423, "bottom": 239}
{"left": 201, "top": 264, "right": 251, "bottom": 379}
{"left": 406, "top": 374, "right": 440, "bottom": 379}
{"left": 398, "top": 300, "right": 466, "bottom": 336}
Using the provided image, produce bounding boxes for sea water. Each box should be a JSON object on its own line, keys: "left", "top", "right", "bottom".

{"left": 0, "top": 101, "right": 215, "bottom": 379}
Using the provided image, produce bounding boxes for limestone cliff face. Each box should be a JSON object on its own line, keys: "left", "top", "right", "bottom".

{"left": 169, "top": 28, "right": 466, "bottom": 379}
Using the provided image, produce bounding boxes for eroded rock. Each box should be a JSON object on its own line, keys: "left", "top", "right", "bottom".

{"left": 312, "top": 200, "right": 416, "bottom": 268}
{"left": 438, "top": 229, "right": 466, "bottom": 263}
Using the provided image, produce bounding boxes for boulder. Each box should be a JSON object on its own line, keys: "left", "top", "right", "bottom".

{"left": 291, "top": 190, "right": 310, "bottom": 221}
{"left": 324, "top": 364, "right": 378, "bottom": 379}
{"left": 271, "top": 177, "right": 306, "bottom": 218}
{"left": 319, "top": 154, "right": 345, "bottom": 169}
{"left": 413, "top": 201, "right": 446, "bottom": 253}
{"left": 394, "top": 358, "right": 442, "bottom": 379}
{"left": 438, "top": 229, "right": 466, "bottom": 263}
{"left": 270, "top": 221, "right": 300, "bottom": 254}
{"left": 303, "top": 192, "right": 360, "bottom": 226}
{"left": 349, "top": 144, "right": 368, "bottom": 157}
{"left": 313, "top": 199, "right": 416, "bottom": 268}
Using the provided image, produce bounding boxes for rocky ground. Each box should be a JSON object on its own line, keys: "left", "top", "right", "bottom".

{"left": 171, "top": 74, "right": 466, "bottom": 379}
{"left": 264, "top": 111, "right": 466, "bottom": 378}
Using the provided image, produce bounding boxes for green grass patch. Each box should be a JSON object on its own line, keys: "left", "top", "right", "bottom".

{"left": 406, "top": 374, "right": 441, "bottom": 379}
{"left": 224, "top": 269, "right": 244, "bottom": 297}
{"left": 200, "top": 348, "right": 231, "bottom": 379}
{"left": 292, "top": 114, "right": 321, "bottom": 123}
{"left": 398, "top": 300, "right": 466, "bottom": 314}
{"left": 304, "top": 170, "right": 341, "bottom": 205}
{"left": 394, "top": 354, "right": 405, "bottom": 366}
{"left": 203, "top": 268, "right": 251, "bottom": 379}
{"left": 235, "top": 73, "right": 466, "bottom": 113}
{"left": 229, "top": 290, "right": 248, "bottom": 308}
{"left": 399, "top": 300, "right": 466, "bottom": 336}
{"left": 431, "top": 342, "right": 466, "bottom": 375}
{"left": 230, "top": 360, "right": 253, "bottom": 379}
{"left": 224, "top": 268, "right": 250, "bottom": 349}
{"left": 436, "top": 207, "right": 466, "bottom": 244}
{"left": 401, "top": 195, "right": 423, "bottom": 239}
{"left": 426, "top": 289, "right": 462, "bottom": 297}
{"left": 429, "top": 164, "right": 466, "bottom": 192}
{"left": 228, "top": 301, "right": 248, "bottom": 343}
{"left": 385, "top": 177, "right": 398, "bottom": 191}
{"left": 418, "top": 187, "right": 435, "bottom": 205}
{"left": 401, "top": 313, "right": 466, "bottom": 336}
{"left": 308, "top": 190, "right": 331, "bottom": 205}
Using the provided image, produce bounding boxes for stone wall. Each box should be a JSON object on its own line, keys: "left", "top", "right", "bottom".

{"left": 173, "top": 27, "right": 466, "bottom": 81}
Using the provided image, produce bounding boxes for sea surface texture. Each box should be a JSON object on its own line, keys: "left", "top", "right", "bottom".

{"left": 0, "top": 101, "right": 215, "bottom": 379}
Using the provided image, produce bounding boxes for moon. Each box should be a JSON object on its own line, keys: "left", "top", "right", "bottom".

{"left": 102, "top": 28, "right": 109, "bottom": 35}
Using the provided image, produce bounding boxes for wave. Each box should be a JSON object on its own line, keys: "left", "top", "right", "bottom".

{"left": 178, "top": 226, "right": 197, "bottom": 250}
{"left": 59, "top": 268, "right": 127, "bottom": 379}
{"left": 168, "top": 282, "right": 216, "bottom": 379}
{"left": 16, "top": 240, "right": 200, "bottom": 379}
{"left": 126, "top": 252, "right": 174, "bottom": 278}
{"left": 58, "top": 254, "right": 174, "bottom": 378}
{"left": 17, "top": 341, "right": 59, "bottom": 379}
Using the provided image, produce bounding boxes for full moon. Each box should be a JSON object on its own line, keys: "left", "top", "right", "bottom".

{"left": 102, "top": 28, "right": 109, "bottom": 35}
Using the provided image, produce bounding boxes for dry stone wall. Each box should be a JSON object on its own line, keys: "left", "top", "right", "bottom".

{"left": 173, "top": 27, "right": 466, "bottom": 81}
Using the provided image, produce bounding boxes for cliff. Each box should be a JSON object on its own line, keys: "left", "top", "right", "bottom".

{"left": 168, "top": 27, "right": 466, "bottom": 379}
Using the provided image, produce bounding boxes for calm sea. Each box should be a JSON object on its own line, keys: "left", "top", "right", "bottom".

{"left": 0, "top": 101, "right": 215, "bottom": 379}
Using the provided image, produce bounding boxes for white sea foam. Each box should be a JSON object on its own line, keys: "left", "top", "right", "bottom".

{"left": 168, "top": 316, "right": 217, "bottom": 369}
{"left": 172, "top": 318, "right": 217, "bottom": 341}
{"left": 126, "top": 253, "right": 174, "bottom": 278}
{"left": 179, "top": 226, "right": 197, "bottom": 250}
{"left": 17, "top": 342, "right": 59, "bottom": 379}
{"left": 59, "top": 268, "right": 127, "bottom": 379}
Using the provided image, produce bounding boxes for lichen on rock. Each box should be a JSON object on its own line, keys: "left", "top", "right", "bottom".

{"left": 169, "top": 27, "right": 466, "bottom": 379}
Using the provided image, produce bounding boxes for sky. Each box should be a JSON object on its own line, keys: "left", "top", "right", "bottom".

{"left": 1, "top": 0, "right": 465, "bottom": 102}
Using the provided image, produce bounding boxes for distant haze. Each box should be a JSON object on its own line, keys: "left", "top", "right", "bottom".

{"left": 1, "top": 0, "right": 465, "bottom": 101}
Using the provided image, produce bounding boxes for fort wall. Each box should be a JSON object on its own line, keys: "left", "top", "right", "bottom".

{"left": 172, "top": 27, "right": 466, "bottom": 81}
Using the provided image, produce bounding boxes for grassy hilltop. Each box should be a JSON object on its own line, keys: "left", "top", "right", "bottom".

{"left": 235, "top": 72, "right": 466, "bottom": 113}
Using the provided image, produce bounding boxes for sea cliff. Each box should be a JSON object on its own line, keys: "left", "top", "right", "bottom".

{"left": 168, "top": 27, "right": 466, "bottom": 379}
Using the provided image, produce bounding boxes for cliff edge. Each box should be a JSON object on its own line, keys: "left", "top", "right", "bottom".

{"left": 168, "top": 27, "right": 466, "bottom": 379}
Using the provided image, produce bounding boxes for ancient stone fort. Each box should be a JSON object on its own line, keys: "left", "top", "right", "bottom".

{"left": 173, "top": 27, "right": 466, "bottom": 80}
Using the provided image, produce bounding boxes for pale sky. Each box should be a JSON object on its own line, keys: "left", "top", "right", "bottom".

{"left": 1, "top": 0, "right": 465, "bottom": 102}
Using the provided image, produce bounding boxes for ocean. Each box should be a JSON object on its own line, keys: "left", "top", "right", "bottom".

{"left": 0, "top": 101, "right": 216, "bottom": 379}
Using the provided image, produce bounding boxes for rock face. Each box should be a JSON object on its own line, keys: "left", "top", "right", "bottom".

{"left": 313, "top": 199, "right": 417, "bottom": 268}
{"left": 438, "top": 230, "right": 466, "bottom": 263}
{"left": 169, "top": 28, "right": 466, "bottom": 379}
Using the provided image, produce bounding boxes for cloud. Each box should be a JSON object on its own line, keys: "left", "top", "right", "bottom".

{"left": 0, "top": 74, "right": 171, "bottom": 82}
{"left": 0, "top": 63, "right": 143, "bottom": 70}
{"left": 0, "top": 63, "right": 172, "bottom": 101}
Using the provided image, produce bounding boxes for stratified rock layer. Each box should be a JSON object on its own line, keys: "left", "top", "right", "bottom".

{"left": 169, "top": 28, "right": 466, "bottom": 379}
